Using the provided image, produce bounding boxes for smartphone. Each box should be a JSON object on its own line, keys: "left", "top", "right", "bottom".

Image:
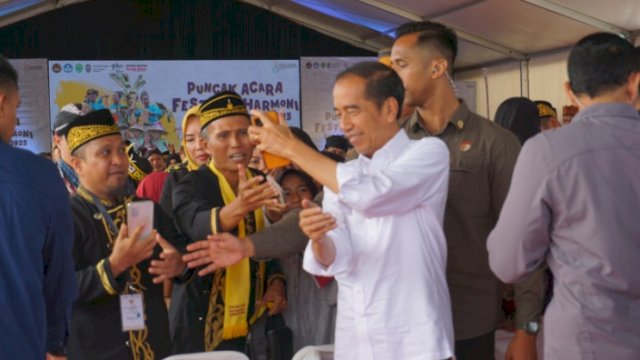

{"left": 251, "top": 111, "right": 292, "bottom": 169}
{"left": 265, "top": 175, "right": 286, "bottom": 205}
{"left": 127, "top": 200, "right": 154, "bottom": 239}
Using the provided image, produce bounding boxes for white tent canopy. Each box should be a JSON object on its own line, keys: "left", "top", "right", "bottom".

{"left": 238, "top": 0, "right": 639, "bottom": 71}
{"left": 1, "top": 0, "right": 638, "bottom": 71}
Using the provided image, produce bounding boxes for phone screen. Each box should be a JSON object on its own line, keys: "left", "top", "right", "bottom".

{"left": 127, "top": 200, "right": 154, "bottom": 239}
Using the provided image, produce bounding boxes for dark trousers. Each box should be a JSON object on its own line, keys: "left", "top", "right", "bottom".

{"left": 455, "top": 330, "right": 495, "bottom": 360}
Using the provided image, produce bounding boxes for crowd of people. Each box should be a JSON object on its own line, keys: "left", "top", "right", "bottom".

{"left": 1, "top": 19, "right": 639, "bottom": 360}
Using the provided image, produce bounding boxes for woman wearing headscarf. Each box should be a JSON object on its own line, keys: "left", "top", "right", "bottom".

{"left": 159, "top": 105, "right": 210, "bottom": 216}
{"left": 494, "top": 97, "right": 540, "bottom": 145}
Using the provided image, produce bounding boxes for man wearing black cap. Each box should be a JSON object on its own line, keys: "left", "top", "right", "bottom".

{"left": 66, "top": 109, "right": 189, "bottom": 360}
{"left": 170, "top": 91, "right": 287, "bottom": 354}
{"left": 534, "top": 100, "right": 561, "bottom": 131}
{"left": 52, "top": 102, "right": 92, "bottom": 194}
{"left": 323, "top": 134, "right": 350, "bottom": 158}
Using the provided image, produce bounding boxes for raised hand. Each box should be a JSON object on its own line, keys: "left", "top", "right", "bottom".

{"left": 265, "top": 201, "right": 289, "bottom": 223}
{"left": 108, "top": 224, "right": 157, "bottom": 277}
{"left": 148, "top": 234, "right": 186, "bottom": 284}
{"left": 235, "top": 164, "right": 280, "bottom": 215}
{"left": 248, "top": 109, "right": 294, "bottom": 158}
{"left": 182, "top": 233, "right": 253, "bottom": 276}
{"left": 220, "top": 164, "right": 280, "bottom": 231}
{"left": 299, "top": 199, "right": 337, "bottom": 241}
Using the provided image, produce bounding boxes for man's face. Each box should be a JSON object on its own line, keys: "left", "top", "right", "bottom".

{"left": 72, "top": 135, "right": 129, "bottom": 199}
{"left": 203, "top": 115, "right": 253, "bottom": 174}
{"left": 562, "top": 115, "right": 573, "bottom": 125}
{"left": 540, "top": 116, "right": 561, "bottom": 131}
{"left": 391, "top": 34, "right": 433, "bottom": 107}
{"left": 142, "top": 95, "right": 150, "bottom": 107}
{"left": 0, "top": 88, "right": 19, "bottom": 143}
{"left": 126, "top": 93, "right": 137, "bottom": 107}
{"left": 324, "top": 146, "right": 346, "bottom": 158}
{"left": 87, "top": 92, "right": 97, "bottom": 102}
{"left": 333, "top": 75, "right": 392, "bottom": 158}
{"left": 112, "top": 93, "right": 120, "bottom": 103}
{"left": 147, "top": 153, "right": 166, "bottom": 172}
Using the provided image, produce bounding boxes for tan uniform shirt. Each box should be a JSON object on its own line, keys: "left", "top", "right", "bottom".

{"left": 401, "top": 100, "right": 521, "bottom": 340}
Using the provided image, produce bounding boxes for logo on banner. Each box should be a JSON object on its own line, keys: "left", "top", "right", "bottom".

{"left": 305, "top": 62, "right": 312, "bottom": 69}
{"left": 272, "top": 63, "right": 297, "bottom": 74}
{"left": 52, "top": 63, "right": 62, "bottom": 73}
{"left": 75, "top": 64, "right": 83, "bottom": 73}
{"left": 111, "top": 62, "right": 125, "bottom": 73}
{"left": 313, "top": 63, "right": 319, "bottom": 69}
{"left": 85, "top": 64, "right": 92, "bottom": 73}
{"left": 63, "top": 64, "right": 73, "bottom": 73}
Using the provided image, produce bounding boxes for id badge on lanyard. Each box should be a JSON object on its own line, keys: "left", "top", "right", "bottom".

{"left": 120, "top": 291, "right": 145, "bottom": 331}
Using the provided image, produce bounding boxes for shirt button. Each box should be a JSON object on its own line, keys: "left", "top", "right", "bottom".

{"left": 198, "top": 316, "right": 204, "bottom": 321}
{"left": 125, "top": 340, "right": 130, "bottom": 347}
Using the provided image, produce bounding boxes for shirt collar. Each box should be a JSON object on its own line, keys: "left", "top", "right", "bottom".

{"left": 364, "top": 129, "right": 410, "bottom": 170}
{"left": 572, "top": 102, "right": 640, "bottom": 123}
{"left": 404, "top": 99, "right": 471, "bottom": 135}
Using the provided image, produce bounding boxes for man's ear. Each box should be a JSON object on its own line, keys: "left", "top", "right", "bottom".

{"left": 431, "top": 58, "right": 449, "bottom": 79}
{"left": 383, "top": 97, "right": 400, "bottom": 124}
{"left": 625, "top": 71, "right": 640, "bottom": 104}
{"left": 0, "top": 93, "right": 6, "bottom": 117}
{"left": 563, "top": 81, "right": 581, "bottom": 108}
{"left": 52, "top": 134, "right": 61, "bottom": 147}
{"left": 69, "top": 154, "right": 83, "bottom": 175}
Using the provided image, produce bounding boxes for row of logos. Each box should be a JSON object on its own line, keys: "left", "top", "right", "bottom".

{"left": 50, "top": 61, "right": 348, "bottom": 74}
{"left": 50, "top": 62, "right": 148, "bottom": 74}
{"left": 304, "top": 62, "right": 348, "bottom": 70}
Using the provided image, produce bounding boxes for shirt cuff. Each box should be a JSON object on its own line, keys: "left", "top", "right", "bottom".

{"left": 97, "top": 258, "right": 125, "bottom": 295}
{"left": 210, "top": 207, "right": 221, "bottom": 234}
{"left": 302, "top": 235, "right": 350, "bottom": 277}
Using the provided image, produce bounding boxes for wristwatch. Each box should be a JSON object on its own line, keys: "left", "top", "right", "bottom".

{"left": 519, "top": 321, "right": 540, "bottom": 335}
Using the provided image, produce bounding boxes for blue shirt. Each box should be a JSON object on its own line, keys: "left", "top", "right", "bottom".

{"left": 0, "top": 142, "right": 77, "bottom": 359}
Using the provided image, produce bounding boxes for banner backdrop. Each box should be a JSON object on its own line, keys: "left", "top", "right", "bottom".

{"left": 48, "top": 60, "right": 300, "bottom": 154}
{"left": 300, "top": 57, "right": 375, "bottom": 150}
{"left": 8, "top": 59, "right": 51, "bottom": 154}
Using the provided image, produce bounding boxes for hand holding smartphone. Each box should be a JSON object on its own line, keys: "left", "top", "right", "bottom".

{"left": 127, "top": 200, "right": 155, "bottom": 239}
{"left": 251, "top": 111, "right": 292, "bottom": 169}
{"left": 265, "top": 175, "right": 286, "bottom": 205}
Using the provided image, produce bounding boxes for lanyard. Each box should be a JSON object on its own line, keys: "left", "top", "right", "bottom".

{"left": 88, "top": 192, "right": 120, "bottom": 236}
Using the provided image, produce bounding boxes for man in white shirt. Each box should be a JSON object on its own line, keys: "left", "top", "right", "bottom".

{"left": 248, "top": 61, "right": 454, "bottom": 359}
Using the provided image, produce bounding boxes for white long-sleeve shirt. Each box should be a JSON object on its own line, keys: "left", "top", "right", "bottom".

{"left": 303, "top": 130, "right": 454, "bottom": 360}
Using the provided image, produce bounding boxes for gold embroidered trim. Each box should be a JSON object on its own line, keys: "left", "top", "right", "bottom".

{"left": 96, "top": 259, "right": 118, "bottom": 295}
{"left": 67, "top": 123, "right": 120, "bottom": 153}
